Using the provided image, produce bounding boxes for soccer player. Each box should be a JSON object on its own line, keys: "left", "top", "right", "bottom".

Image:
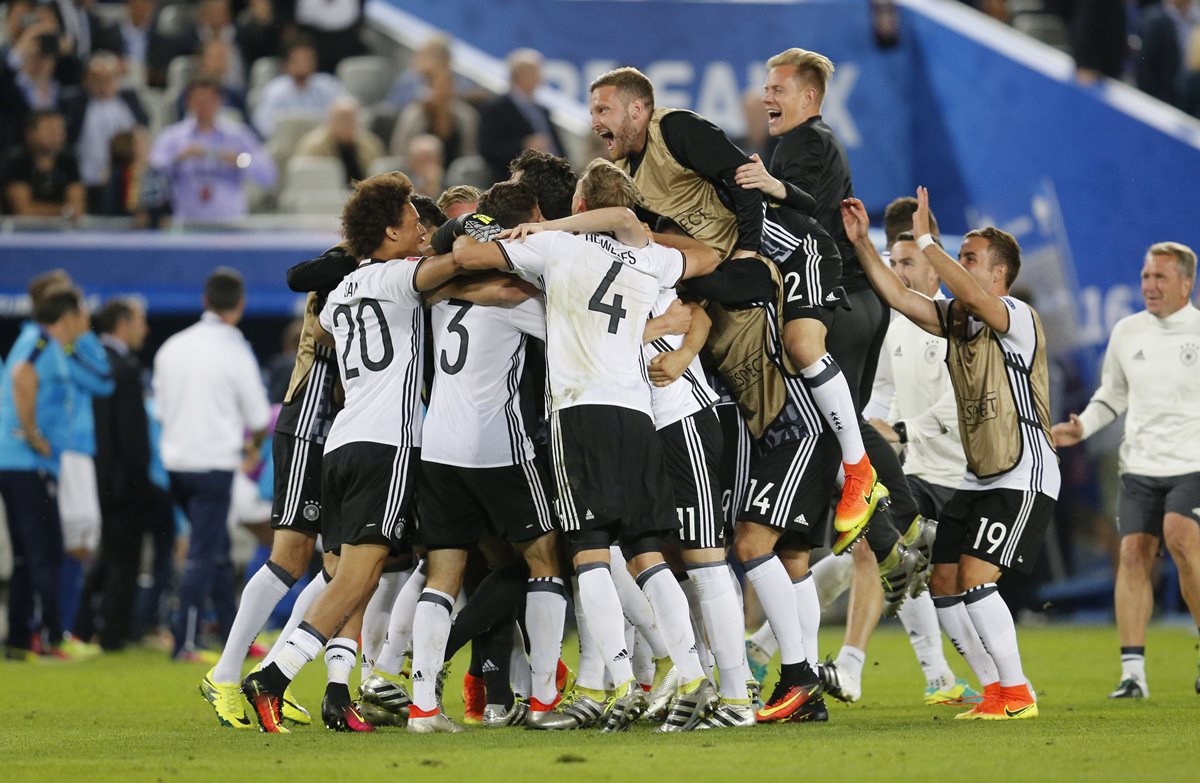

{"left": 817, "top": 230, "right": 978, "bottom": 705}
{"left": 0, "top": 287, "right": 89, "bottom": 661}
{"left": 588, "top": 66, "right": 884, "bottom": 548}
{"left": 452, "top": 176, "right": 721, "bottom": 732}
{"left": 241, "top": 172, "right": 461, "bottom": 734}
{"left": 399, "top": 182, "right": 566, "bottom": 733}
{"left": 200, "top": 246, "right": 353, "bottom": 730}
{"left": 1051, "top": 241, "right": 1200, "bottom": 698}
{"left": 843, "top": 188, "right": 1058, "bottom": 720}
{"left": 511, "top": 160, "right": 754, "bottom": 729}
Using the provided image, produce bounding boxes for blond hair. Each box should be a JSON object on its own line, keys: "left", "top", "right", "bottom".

{"left": 1148, "top": 241, "right": 1197, "bottom": 281}
{"left": 579, "top": 158, "right": 640, "bottom": 210}
{"left": 436, "top": 185, "right": 482, "bottom": 213}
{"left": 766, "top": 48, "right": 836, "bottom": 98}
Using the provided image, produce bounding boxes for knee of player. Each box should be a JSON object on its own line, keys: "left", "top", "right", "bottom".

{"left": 732, "top": 524, "right": 772, "bottom": 564}
{"left": 783, "top": 319, "right": 828, "bottom": 367}
{"left": 1118, "top": 533, "right": 1160, "bottom": 567}
{"left": 929, "top": 565, "right": 958, "bottom": 596}
{"left": 1161, "top": 516, "right": 1199, "bottom": 561}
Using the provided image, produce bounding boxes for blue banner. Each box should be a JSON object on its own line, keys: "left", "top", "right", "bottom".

{"left": 0, "top": 232, "right": 336, "bottom": 317}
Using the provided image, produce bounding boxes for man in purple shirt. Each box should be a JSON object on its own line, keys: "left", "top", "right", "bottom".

{"left": 149, "top": 76, "right": 275, "bottom": 222}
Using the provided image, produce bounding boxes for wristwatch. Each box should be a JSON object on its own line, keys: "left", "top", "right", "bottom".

{"left": 893, "top": 421, "right": 908, "bottom": 444}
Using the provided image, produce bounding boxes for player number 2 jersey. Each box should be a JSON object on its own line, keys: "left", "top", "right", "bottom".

{"left": 498, "top": 230, "right": 684, "bottom": 418}
{"left": 319, "top": 258, "right": 426, "bottom": 454}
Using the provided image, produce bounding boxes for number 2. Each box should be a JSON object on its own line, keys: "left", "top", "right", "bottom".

{"left": 589, "top": 260, "right": 628, "bottom": 334}
{"left": 784, "top": 272, "right": 803, "bottom": 303}
{"left": 333, "top": 298, "right": 394, "bottom": 379}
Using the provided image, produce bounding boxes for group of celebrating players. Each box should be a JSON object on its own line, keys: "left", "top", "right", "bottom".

{"left": 197, "top": 46, "right": 1067, "bottom": 734}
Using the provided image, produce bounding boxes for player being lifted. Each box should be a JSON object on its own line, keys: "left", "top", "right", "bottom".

{"left": 452, "top": 165, "right": 722, "bottom": 732}
{"left": 843, "top": 188, "right": 1058, "bottom": 720}
{"left": 588, "top": 66, "right": 886, "bottom": 550}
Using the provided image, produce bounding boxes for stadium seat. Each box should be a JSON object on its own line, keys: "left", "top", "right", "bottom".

{"left": 166, "top": 55, "right": 198, "bottom": 97}
{"left": 267, "top": 113, "right": 324, "bottom": 168}
{"left": 249, "top": 57, "right": 282, "bottom": 97}
{"left": 156, "top": 4, "right": 196, "bottom": 38}
{"left": 444, "top": 155, "right": 491, "bottom": 189}
{"left": 285, "top": 157, "right": 347, "bottom": 191}
{"left": 336, "top": 56, "right": 393, "bottom": 105}
{"left": 367, "top": 155, "right": 408, "bottom": 177}
{"left": 280, "top": 188, "right": 352, "bottom": 215}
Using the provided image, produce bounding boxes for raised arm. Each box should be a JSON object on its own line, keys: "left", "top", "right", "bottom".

{"left": 503, "top": 207, "right": 648, "bottom": 248}
{"left": 911, "top": 187, "right": 1010, "bottom": 334}
{"left": 840, "top": 197, "right": 941, "bottom": 335}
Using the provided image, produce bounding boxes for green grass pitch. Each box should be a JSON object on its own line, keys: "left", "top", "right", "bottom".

{"left": 3, "top": 625, "right": 1198, "bottom": 782}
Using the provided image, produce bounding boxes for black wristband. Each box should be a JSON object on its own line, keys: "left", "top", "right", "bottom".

{"left": 893, "top": 421, "right": 908, "bottom": 444}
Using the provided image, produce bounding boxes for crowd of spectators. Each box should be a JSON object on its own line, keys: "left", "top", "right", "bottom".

{"left": 953, "top": 0, "right": 1200, "bottom": 116}
{"left": 0, "top": 1, "right": 569, "bottom": 227}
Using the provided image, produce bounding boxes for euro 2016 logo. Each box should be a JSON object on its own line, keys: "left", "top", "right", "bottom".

{"left": 1180, "top": 343, "right": 1198, "bottom": 367}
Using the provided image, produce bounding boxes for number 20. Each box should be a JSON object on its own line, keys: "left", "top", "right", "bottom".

{"left": 972, "top": 516, "right": 1007, "bottom": 554}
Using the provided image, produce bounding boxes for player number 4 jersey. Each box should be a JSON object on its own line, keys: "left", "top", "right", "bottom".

{"left": 319, "top": 258, "right": 426, "bottom": 454}
{"left": 498, "top": 230, "right": 684, "bottom": 418}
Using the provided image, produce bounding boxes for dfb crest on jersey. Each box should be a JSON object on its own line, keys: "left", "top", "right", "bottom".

{"left": 924, "top": 341, "right": 941, "bottom": 365}
{"left": 1181, "top": 343, "right": 1198, "bottom": 367}
{"left": 303, "top": 502, "right": 320, "bottom": 521}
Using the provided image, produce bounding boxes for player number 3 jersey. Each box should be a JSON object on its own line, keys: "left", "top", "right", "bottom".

{"left": 319, "top": 258, "right": 426, "bottom": 454}
{"left": 498, "top": 230, "right": 684, "bottom": 418}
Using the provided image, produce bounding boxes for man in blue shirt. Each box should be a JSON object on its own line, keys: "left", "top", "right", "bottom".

{"left": 0, "top": 287, "right": 89, "bottom": 659}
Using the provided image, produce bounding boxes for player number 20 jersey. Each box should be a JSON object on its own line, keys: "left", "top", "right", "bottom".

{"left": 319, "top": 258, "right": 426, "bottom": 454}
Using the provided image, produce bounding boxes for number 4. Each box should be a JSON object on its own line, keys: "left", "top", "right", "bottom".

{"left": 589, "top": 260, "right": 628, "bottom": 334}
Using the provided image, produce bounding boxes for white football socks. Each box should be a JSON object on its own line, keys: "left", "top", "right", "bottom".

{"left": 898, "top": 590, "right": 956, "bottom": 689}
{"left": 525, "top": 577, "right": 567, "bottom": 704}
{"left": 933, "top": 593, "right": 999, "bottom": 686}
{"left": 577, "top": 563, "right": 635, "bottom": 685}
{"left": 263, "top": 568, "right": 328, "bottom": 668}
{"left": 374, "top": 561, "right": 427, "bottom": 676}
{"left": 964, "top": 583, "right": 1026, "bottom": 687}
{"left": 801, "top": 354, "right": 866, "bottom": 464}
{"left": 743, "top": 553, "right": 806, "bottom": 666}
{"left": 213, "top": 561, "right": 294, "bottom": 683}
{"left": 688, "top": 561, "right": 749, "bottom": 700}
{"left": 359, "top": 568, "right": 409, "bottom": 681}
{"left": 411, "top": 588, "right": 454, "bottom": 712}
{"left": 793, "top": 572, "right": 821, "bottom": 667}
{"left": 325, "top": 636, "right": 357, "bottom": 686}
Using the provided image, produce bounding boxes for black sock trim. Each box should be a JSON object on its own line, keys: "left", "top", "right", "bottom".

{"left": 801, "top": 355, "right": 840, "bottom": 387}
{"left": 327, "top": 641, "right": 357, "bottom": 656}
{"left": 635, "top": 561, "right": 670, "bottom": 589}
{"left": 1120, "top": 646, "right": 1146, "bottom": 657}
{"left": 931, "top": 593, "right": 965, "bottom": 609}
{"left": 742, "top": 552, "right": 776, "bottom": 572}
{"left": 963, "top": 583, "right": 999, "bottom": 604}
{"left": 320, "top": 567, "right": 334, "bottom": 584}
{"left": 297, "top": 620, "right": 328, "bottom": 646}
{"left": 684, "top": 559, "right": 727, "bottom": 571}
{"left": 791, "top": 572, "right": 813, "bottom": 585}
{"left": 527, "top": 576, "right": 567, "bottom": 596}
{"left": 417, "top": 590, "right": 454, "bottom": 613}
{"left": 576, "top": 561, "right": 611, "bottom": 575}
{"left": 266, "top": 559, "right": 298, "bottom": 588}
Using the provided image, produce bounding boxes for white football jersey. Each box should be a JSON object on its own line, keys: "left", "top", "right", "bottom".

{"left": 423, "top": 297, "right": 546, "bottom": 467}
{"left": 499, "top": 231, "right": 684, "bottom": 417}
{"left": 644, "top": 289, "right": 718, "bottom": 430}
{"left": 319, "top": 258, "right": 426, "bottom": 454}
